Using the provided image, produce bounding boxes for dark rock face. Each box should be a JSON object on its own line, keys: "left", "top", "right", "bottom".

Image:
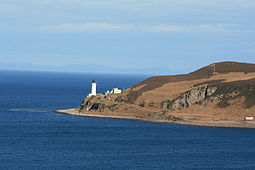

{"left": 79, "top": 98, "right": 95, "bottom": 111}
{"left": 162, "top": 86, "right": 217, "bottom": 111}
{"left": 162, "top": 78, "right": 255, "bottom": 111}
{"left": 79, "top": 101, "right": 106, "bottom": 112}
{"left": 79, "top": 96, "right": 119, "bottom": 112}
{"left": 90, "top": 103, "right": 105, "bottom": 110}
{"left": 79, "top": 96, "right": 104, "bottom": 111}
{"left": 212, "top": 78, "right": 255, "bottom": 108}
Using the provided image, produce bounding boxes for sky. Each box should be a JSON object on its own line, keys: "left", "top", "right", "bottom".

{"left": 0, "top": 0, "right": 255, "bottom": 74}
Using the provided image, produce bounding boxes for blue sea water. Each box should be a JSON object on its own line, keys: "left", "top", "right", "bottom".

{"left": 0, "top": 70, "right": 255, "bottom": 169}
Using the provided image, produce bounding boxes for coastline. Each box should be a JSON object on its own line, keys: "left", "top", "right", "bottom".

{"left": 54, "top": 109, "right": 255, "bottom": 129}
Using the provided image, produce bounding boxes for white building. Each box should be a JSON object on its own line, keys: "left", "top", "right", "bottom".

{"left": 103, "top": 88, "right": 122, "bottom": 96}
{"left": 112, "top": 88, "right": 122, "bottom": 94}
{"left": 244, "top": 117, "right": 253, "bottom": 121}
{"left": 88, "top": 80, "right": 97, "bottom": 97}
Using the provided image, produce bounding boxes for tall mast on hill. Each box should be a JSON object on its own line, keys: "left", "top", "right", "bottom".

{"left": 212, "top": 64, "right": 218, "bottom": 75}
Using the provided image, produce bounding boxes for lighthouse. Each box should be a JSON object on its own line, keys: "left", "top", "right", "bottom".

{"left": 91, "top": 80, "right": 97, "bottom": 96}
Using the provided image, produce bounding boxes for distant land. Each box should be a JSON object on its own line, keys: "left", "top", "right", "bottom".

{"left": 0, "top": 63, "right": 191, "bottom": 75}
{"left": 56, "top": 61, "right": 255, "bottom": 128}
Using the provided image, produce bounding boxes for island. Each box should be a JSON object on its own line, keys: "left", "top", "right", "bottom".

{"left": 55, "top": 62, "right": 255, "bottom": 128}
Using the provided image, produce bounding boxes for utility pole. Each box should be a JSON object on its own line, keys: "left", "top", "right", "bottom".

{"left": 212, "top": 64, "right": 218, "bottom": 75}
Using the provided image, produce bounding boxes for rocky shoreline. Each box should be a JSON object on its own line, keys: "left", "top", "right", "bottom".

{"left": 54, "top": 109, "right": 255, "bottom": 128}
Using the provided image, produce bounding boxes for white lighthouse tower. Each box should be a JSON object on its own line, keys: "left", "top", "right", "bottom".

{"left": 91, "top": 80, "right": 97, "bottom": 96}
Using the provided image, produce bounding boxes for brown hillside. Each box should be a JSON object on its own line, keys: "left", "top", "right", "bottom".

{"left": 76, "top": 61, "right": 255, "bottom": 128}
{"left": 122, "top": 62, "right": 255, "bottom": 106}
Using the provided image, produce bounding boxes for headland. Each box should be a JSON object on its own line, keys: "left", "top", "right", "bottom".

{"left": 55, "top": 62, "right": 255, "bottom": 128}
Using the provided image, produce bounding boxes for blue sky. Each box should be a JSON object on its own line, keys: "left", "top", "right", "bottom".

{"left": 0, "top": 0, "right": 255, "bottom": 74}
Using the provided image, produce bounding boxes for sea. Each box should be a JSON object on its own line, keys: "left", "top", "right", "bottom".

{"left": 0, "top": 70, "right": 255, "bottom": 169}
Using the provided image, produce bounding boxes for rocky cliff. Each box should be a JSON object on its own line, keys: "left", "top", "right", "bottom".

{"left": 162, "top": 85, "right": 218, "bottom": 110}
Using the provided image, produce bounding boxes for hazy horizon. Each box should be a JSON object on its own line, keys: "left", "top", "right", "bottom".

{"left": 0, "top": 0, "right": 255, "bottom": 74}
{"left": 1, "top": 60, "right": 255, "bottom": 75}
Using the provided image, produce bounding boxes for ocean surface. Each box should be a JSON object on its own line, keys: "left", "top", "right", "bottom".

{"left": 1, "top": 70, "right": 255, "bottom": 169}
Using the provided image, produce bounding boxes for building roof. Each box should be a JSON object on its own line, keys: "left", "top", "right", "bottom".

{"left": 91, "top": 80, "right": 96, "bottom": 83}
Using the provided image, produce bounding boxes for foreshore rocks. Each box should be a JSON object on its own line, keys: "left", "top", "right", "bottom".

{"left": 79, "top": 96, "right": 120, "bottom": 112}
{"left": 79, "top": 96, "right": 104, "bottom": 111}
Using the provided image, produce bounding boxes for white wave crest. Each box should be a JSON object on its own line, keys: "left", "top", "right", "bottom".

{"left": 9, "top": 108, "right": 49, "bottom": 113}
